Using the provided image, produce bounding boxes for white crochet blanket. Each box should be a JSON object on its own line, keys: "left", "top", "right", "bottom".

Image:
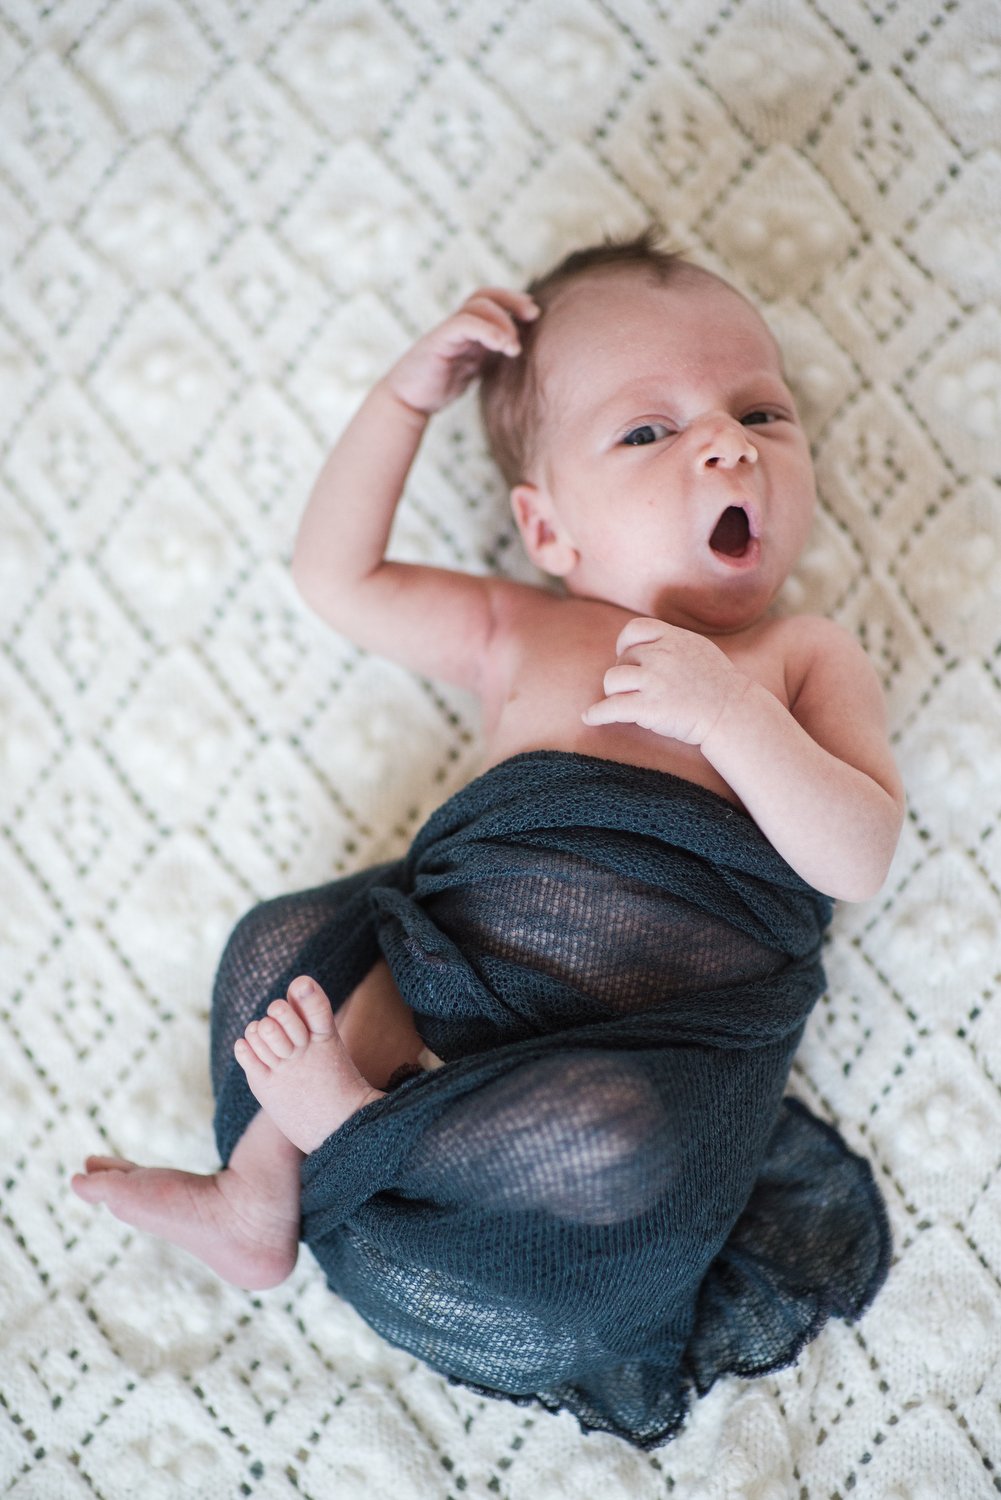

{"left": 3, "top": 1, "right": 999, "bottom": 1495}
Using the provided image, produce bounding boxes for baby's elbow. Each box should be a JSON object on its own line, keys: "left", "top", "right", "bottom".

{"left": 290, "top": 550, "right": 328, "bottom": 616}
{"left": 829, "top": 802, "right": 905, "bottom": 903}
{"left": 828, "top": 866, "right": 891, "bottom": 904}
{"left": 290, "top": 544, "right": 315, "bottom": 596}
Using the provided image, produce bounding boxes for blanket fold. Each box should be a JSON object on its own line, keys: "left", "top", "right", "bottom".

{"left": 211, "top": 750, "right": 890, "bottom": 1448}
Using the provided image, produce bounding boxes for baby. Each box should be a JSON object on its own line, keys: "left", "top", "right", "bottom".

{"left": 73, "top": 232, "right": 904, "bottom": 1446}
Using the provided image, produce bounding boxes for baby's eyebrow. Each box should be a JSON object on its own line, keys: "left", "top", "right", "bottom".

{"left": 592, "top": 370, "right": 794, "bottom": 423}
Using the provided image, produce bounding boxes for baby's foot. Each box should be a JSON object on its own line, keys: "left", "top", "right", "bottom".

{"left": 235, "top": 976, "right": 384, "bottom": 1154}
{"left": 69, "top": 1128, "right": 301, "bottom": 1291}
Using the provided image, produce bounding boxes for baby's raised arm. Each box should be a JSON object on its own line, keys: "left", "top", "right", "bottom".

{"left": 292, "top": 289, "right": 538, "bottom": 690}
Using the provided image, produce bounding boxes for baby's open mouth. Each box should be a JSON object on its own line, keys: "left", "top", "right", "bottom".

{"left": 709, "top": 506, "right": 752, "bottom": 559}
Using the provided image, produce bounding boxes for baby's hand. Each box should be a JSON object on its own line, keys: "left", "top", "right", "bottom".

{"left": 582, "top": 617, "right": 749, "bottom": 747}
{"left": 385, "top": 288, "right": 539, "bottom": 417}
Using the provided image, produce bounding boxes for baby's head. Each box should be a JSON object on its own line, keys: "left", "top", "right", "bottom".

{"left": 478, "top": 229, "right": 817, "bottom": 632}
{"left": 480, "top": 229, "right": 701, "bottom": 490}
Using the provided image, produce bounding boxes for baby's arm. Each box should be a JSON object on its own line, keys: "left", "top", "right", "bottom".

{"left": 584, "top": 616, "right": 904, "bottom": 901}
{"left": 292, "top": 289, "right": 538, "bottom": 690}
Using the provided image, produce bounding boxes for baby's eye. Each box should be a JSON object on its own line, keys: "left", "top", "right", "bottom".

{"left": 741, "top": 410, "right": 778, "bottom": 427}
{"left": 621, "top": 422, "right": 670, "bottom": 446}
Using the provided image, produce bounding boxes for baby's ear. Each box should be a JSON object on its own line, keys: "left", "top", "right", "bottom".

{"left": 510, "top": 483, "right": 578, "bottom": 577}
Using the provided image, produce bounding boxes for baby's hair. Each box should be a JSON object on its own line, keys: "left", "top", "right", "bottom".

{"left": 479, "top": 227, "right": 696, "bottom": 488}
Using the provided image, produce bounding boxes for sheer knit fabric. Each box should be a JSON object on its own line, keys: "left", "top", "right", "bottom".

{"left": 211, "top": 751, "right": 890, "bottom": 1448}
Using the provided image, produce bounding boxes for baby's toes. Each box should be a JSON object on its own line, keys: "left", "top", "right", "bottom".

{"left": 287, "top": 977, "right": 337, "bottom": 1039}
{"left": 240, "top": 1020, "right": 280, "bottom": 1069}
{"left": 266, "top": 998, "right": 309, "bottom": 1050}
{"left": 257, "top": 1014, "right": 295, "bottom": 1060}
{"left": 234, "top": 1034, "right": 270, "bottom": 1087}
{"left": 83, "top": 1156, "right": 136, "bottom": 1174}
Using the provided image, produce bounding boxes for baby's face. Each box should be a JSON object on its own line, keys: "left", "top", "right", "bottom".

{"left": 515, "top": 268, "right": 817, "bottom": 633}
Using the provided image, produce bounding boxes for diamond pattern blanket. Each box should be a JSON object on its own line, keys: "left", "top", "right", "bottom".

{"left": 2, "top": 1, "right": 1000, "bottom": 1496}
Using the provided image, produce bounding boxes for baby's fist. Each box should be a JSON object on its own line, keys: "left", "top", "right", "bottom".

{"left": 386, "top": 288, "right": 539, "bottom": 416}
{"left": 582, "top": 617, "right": 747, "bottom": 746}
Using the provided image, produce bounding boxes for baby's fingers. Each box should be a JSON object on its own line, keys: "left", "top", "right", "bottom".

{"left": 615, "top": 616, "right": 669, "bottom": 656}
{"left": 457, "top": 289, "right": 539, "bottom": 354}
{"left": 581, "top": 693, "right": 641, "bottom": 728}
{"left": 443, "top": 307, "right": 523, "bottom": 359}
{"left": 601, "top": 664, "right": 644, "bottom": 696}
{"left": 582, "top": 663, "right": 647, "bottom": 726}
{"left": 461, "top": 301, "right": 535, "bottom": 356}
{"left": 463, "top": 287, "right": 540, "bottom": 322}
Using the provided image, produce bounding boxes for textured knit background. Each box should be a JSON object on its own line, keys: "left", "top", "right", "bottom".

{"left": 1, "top": 1, "right": 999, "bottom": 1496}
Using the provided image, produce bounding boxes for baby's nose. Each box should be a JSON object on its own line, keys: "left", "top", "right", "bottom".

{"left": 697, "top": 417, "right": 758, "bottom": 470}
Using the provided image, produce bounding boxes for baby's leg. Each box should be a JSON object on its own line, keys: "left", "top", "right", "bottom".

{"left": 332, "top": 957, "right": 425, "bottom": 1087}
{"left": 71, "top": 960, "right": 421, "bottom": 1285}
{"left": 70, "top": 1110, "right": 302, "bottom": 1290}
{"left": 236, "top": 975, "right": 390, "bottom": 1153}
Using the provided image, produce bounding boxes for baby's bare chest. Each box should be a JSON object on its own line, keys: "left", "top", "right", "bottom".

{"left": 479, "top": 598, "right": 793, "bottom": 798}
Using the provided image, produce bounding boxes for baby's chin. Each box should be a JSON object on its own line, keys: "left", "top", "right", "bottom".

{"left": 667, "top": 599, "right": 779, "bottom": 637}
{"left": 566, "top": 574, "right": 785, "bottom": 636}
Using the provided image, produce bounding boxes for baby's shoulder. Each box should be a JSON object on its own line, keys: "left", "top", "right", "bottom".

{"left": 486, "top": 577, "right": 597, "bottom": 648}
{"left": 481, "top": 577, "right": 572, "bottom": 681}
{"left": 764, "top": 612, "right": 877, "bottom": 701}
{"left": 765, "top": 611, "right": 856, "bottom": 651}
{"left": 488, "top": 576, "right": 564, "bottom": 622}
{"left": 484, "top": 581, "right": 629, "bottom": 687}
{"left": 768, "top": 612, "right": 868, "bottom": 660}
